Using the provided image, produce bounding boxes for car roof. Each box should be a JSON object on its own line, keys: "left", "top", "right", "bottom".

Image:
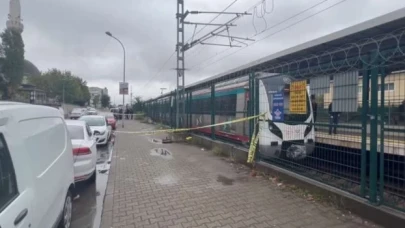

{"left": 65, "top": 119, "right": 86, "bottom": 127}
{"left": 0, "top": 102, "right": 63, "bottom": 125}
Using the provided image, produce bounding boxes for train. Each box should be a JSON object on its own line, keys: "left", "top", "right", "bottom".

{"left": 153, "top": 73, "right": 315, "bottom": 160}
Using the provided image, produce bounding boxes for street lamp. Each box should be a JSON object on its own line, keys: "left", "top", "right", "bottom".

{"left": 105, "top": 31, "right": 126, "bottom": 128}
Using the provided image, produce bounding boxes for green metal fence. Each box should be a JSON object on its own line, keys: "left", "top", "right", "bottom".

{"left": 144, "top": 25, "right": 405, "bottom": 212}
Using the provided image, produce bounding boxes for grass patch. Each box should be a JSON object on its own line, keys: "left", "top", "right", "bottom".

{"left": 134, "top": 112, "right": 145, "bottom": 120}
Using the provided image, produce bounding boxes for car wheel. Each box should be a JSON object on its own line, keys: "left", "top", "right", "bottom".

{"left": 58, "top": 190, "right": 72, "bottom": 228}
{"left": 88, "top": 169, "right": 96, "bottom": 184}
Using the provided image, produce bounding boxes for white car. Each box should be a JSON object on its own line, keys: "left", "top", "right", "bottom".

{"left": 0, "top": 102, "right": 75, "bottom": 228}
{"left": 65, "top": 120, "right": 97, "bottom": 183}
{"left": 69, "top": 108, "right": 85, "bottom": 119}
{"left": 78, "top": 115, "right": 111, "bottom": 146}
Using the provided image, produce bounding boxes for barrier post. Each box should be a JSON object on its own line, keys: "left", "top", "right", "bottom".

{"left": 189, "top": 92, "right": 193, "bottom": 128}
{"left": 360, "top": 59, "right": 369, "bottom": 197}
{"left": 185, "top": 92, "right": 189, "bottom": 128}
{"left": 171, "top": 91, "right": 178, "bottom": 128}
{"left": 211, "top": 85, "right": 216, "bottom": 139}
{"left": 369, "top": 63, "right": 379, "bottom": 203}
{"left": 249, "top": 72, "right": 255, "bottom": 142}
{"left": 254, "top": 76, "right": 260, "bottom": 161}
{"left": 379, "top": 66, "right": 386, "bottom": 204}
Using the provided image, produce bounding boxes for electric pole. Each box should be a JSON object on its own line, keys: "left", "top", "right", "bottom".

{"left": 175, "top": 0, "right": 251, "bottom": 129}
{"left": 176, "top": 0, "right": 185, "bottom": 129}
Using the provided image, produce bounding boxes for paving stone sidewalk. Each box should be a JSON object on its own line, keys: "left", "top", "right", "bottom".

{"left": 100, "top": 120, "right": 377, "bottom": 228}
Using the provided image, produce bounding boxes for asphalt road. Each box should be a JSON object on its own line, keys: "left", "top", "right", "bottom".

{"left": 70, "top": 134, "right": 114, "bottom": 228}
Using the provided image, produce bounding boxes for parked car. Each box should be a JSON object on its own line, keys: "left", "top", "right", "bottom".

{"left": 105, "top": 113, "right": 117, "bottom": 130}
{"left": 69, "top": 108, "right": 85, "bottom": 119}
{"left": 0, "top": 102, "right": 75, "bottom": 228}
{"left": 85, "top": 108, "right": 97, "bottom": 115}
{"left": 65, "top": 120, "right": 97, "bottom": 183}
{"left": 78, "top": 115, "right": 111, "bottom": 146}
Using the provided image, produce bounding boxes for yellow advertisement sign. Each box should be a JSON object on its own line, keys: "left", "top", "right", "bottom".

{"left": 290, "top": 80, "right": 307, "bottom": 114}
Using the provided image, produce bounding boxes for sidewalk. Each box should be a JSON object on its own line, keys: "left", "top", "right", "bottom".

{"left": 100, "top": 120, "right": 377, "bottom": 228}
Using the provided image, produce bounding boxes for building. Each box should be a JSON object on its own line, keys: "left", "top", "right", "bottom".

{"left": 323, "top": 71, "right": 405, "bottom": 108}
{"left": 1, "top": 0, "right": 43, "bottom": 102}
{"left": 89, "top": 87, "right": 108, "bottom": 108}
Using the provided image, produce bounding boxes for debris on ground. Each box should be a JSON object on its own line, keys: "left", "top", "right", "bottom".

{"left": 162, "top": 136, "right": 172, "bottom": 144}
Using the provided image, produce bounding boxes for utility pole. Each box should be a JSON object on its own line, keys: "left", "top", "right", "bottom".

{"left": 175, "top": 1, "right": 251, "bottom": 128}
{"left": 105, "top": 31, "right": 126, "bottom": 128}
{"left": 176, "top": 0, "right": 185, "bottom": 129}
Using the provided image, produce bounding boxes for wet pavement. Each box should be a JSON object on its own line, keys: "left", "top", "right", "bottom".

{"left": 70, "top": 137, "right": 114, "bottom": 228}
{"left": 100, "top": 120, "right": 378, "bottom": 228}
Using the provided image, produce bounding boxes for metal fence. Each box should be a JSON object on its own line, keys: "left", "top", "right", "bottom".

{"left": 144, "top": 24, "right": 405, "bottom": 212}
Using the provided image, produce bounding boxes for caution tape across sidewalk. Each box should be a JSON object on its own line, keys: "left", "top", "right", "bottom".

{"left": 114, "top": 112, "right": 266, "bottom": 136}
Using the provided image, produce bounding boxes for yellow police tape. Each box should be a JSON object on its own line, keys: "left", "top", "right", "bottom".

{"left": 114, "top": 112, "right": 266, "bottom": 163}
{"left": 114, "top": 112, "right": 266, "bottom": 135}
{"left": 247, "top": 122, "right": 260, "bottom": 164}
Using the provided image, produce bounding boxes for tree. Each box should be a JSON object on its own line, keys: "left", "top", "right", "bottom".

{"left": 132, "top": 96, "right": 144, "bottom": 112}
{"left": 29, "top": 68, "right": 90, "bottom": 106}
{"left": 101, "top": 94, "right": 110, "bottom": 108}
{"left": 93, "top": 94, "right": 100, "bottom": 108}
{"left": 0, "top": 28, "right": 25, "bottom": 99}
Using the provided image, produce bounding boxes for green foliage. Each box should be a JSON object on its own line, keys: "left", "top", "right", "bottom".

{"left": 0, "top": 28, "right": 25, "bottom": 99}
{"left": 132, "top": 96, "right": 144, "bottom": 112}
{"left": 101, "top": 94, "right": 110, "bottom": 108}
{"left": 93, "top": 94, "right": 100, "bottom": 107}
{"left": 29, "top": 68, "right": 90, "bottom": 106}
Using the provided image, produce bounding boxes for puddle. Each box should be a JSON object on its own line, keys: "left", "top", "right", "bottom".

{"left": 154, "top": 174, "right": 178, "bottom": 185}
{"left": 217, "top": 175, "right": 234, "bottom": 186}
{"left": 150, "top": 148, "right": 173, "bottom": 160}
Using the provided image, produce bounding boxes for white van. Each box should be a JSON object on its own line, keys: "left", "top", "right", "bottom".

{"left": 0, "top": 102, "right": 75, "bottom": 228}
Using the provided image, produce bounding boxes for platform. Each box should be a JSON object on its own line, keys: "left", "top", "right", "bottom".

{"left": 315, "top": 132, "right": 405, "bottom": 156}
{"left": 101, "top": 120, "right": 377, "bottom": 228}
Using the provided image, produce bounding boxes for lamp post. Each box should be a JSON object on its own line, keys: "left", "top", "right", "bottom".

{"left": 105, "top": 31, "right": 126, "bottom": 128}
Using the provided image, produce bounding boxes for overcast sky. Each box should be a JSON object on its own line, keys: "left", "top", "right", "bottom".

{"left": 1, "top": 0, "right": 404, "bottom": 104}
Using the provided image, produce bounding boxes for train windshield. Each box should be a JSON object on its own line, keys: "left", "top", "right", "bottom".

{"left": 261, "top": 75, "right": 311, "bottom": 123}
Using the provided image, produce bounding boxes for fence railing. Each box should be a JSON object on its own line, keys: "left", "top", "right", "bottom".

{"left": 143, "top": 25, "right": 405, "bottom": 213}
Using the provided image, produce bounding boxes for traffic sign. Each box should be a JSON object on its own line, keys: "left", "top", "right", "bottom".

{"left": 119, "top": 82, "right": 128, "bottom": 95}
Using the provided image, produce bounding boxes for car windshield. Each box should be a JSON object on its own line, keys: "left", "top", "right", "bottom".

{"left": 261, "top": 75, "right": 311, "bottom": 123}
{"left": 79, "top": 116, "right": 106, "bottom": 126}
{"left": 67, "top": 125, "right": 85, "bottom": 140}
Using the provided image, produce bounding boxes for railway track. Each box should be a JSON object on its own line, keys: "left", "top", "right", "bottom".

{"left": 260, "top": 142, "right": 405, "bottom": 210}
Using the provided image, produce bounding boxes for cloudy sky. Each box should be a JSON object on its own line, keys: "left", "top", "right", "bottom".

{"left": 1, "top": 0, "right": 404, "bottom": 104}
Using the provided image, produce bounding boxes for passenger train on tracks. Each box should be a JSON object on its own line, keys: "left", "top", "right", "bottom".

{"left": 156, "top": 73, "right": 315, "bottom": 160}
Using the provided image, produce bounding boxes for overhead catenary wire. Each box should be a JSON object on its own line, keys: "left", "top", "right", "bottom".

{"left": 194, "top": 0, "right": 331, "bottom": 71}
{"left": 185, "top": 0, "right": 239, "bottom": 58}
{"left": 193, "top": 0, "right": 346, "bottom": 72}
